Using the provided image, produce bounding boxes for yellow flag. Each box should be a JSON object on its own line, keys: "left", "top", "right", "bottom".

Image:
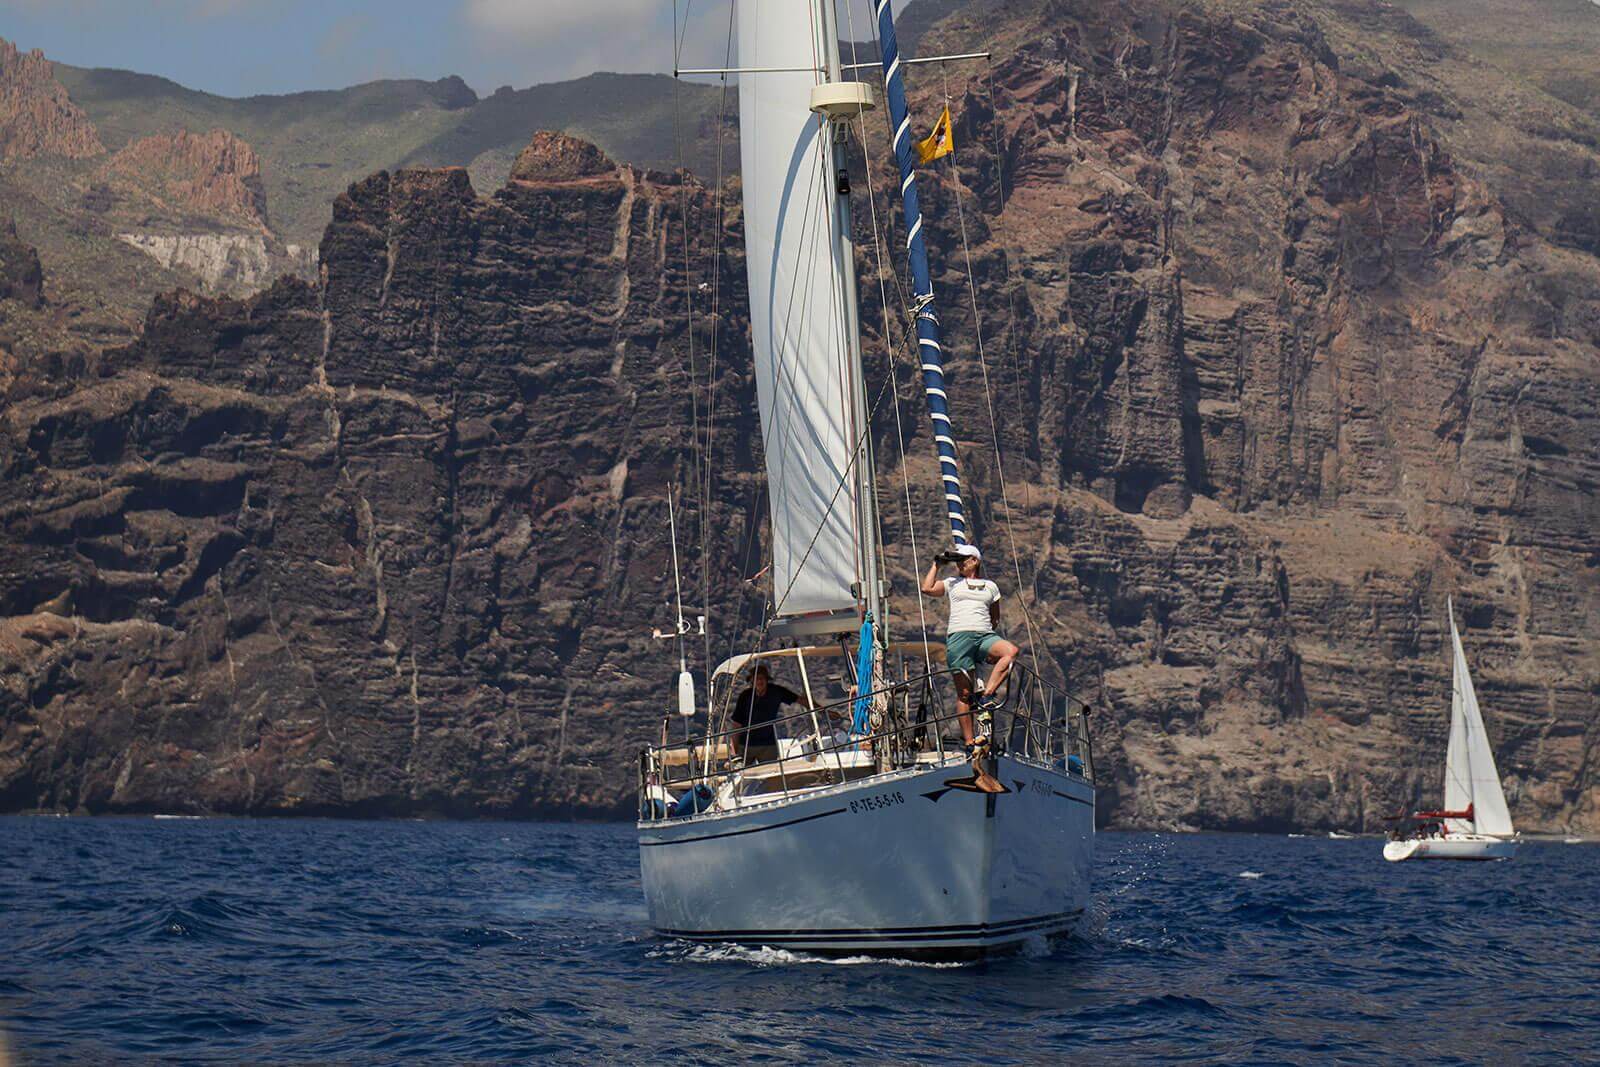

{"left": 913, "top": 106, "right": 954, "bottom": 164}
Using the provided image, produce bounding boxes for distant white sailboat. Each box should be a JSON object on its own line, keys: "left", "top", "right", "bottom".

{"left": 1383, "top": 599, "right": 1518, "bottom": 862}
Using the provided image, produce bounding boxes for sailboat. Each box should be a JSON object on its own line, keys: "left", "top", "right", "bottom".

{"left": 1383, "top": 599, "right": 1518, "bottom": 862}
{"left": 635, "top": 0, "right": 1096, "bottom": 956}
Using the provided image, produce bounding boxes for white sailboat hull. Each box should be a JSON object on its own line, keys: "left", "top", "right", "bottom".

{"left": 1382, "top": 835, "right": 1518, "bottom": 862}
{"left": 639, "top": 754, "right": 1094, "bottom": 956}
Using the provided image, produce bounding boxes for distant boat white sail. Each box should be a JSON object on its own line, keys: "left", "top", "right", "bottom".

{"left": 737, "top": 1, "right": 861, "bottom": 618}
{"left": 1442, "top": 600, "right": 1514, "bottom": 837}
{"left": 1383, "top": 599, "right": 1517, "bottom": 861}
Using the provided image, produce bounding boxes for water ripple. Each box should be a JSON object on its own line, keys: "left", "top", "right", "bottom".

{"left": 2, "top": 819, "right": 1597, "bottom": 1063}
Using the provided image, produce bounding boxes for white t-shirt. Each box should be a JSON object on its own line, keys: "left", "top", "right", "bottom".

{"left": 944, "top": 577, "right": 1000, "bottom": 634}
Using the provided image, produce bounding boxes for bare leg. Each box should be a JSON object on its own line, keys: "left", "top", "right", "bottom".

{"left": 981, "top": 639, "right": 1019, "bottom": 707}
{"left": 954, "top": 672, "right": 975, "bottom": 746}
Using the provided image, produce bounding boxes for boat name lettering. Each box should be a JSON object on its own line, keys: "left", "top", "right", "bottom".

{"left": 849, "top": 791, "right": 906, "bottom": 814}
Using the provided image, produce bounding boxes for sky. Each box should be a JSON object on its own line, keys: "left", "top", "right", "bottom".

{"left": 0, "top": 0, "right": 727, "bottom": 98}
{"left": 0, "top": 0, "right": 908, "bottom": 99}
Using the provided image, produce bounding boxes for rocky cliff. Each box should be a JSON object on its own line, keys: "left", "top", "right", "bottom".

{"left": 0, "top": 34, "right": 734, "bottom": 336}
{"left": 0, "top": 0, "right": 1595, "bottom": 829}
{"left": 101, "top": 128, "right": 270, "bottom": 231}
{"left": 0, "top": 217, "right": 43, "bottom": 309}
{"left": 0, "top": 38, "right": 313, "bottom": 338}
{"left": 893, "top": 0, "right": 1598, "bottom": 829}
{"left": 0, "top": 141, "right": 747, "bottom": 817}
{"left": 0, "top": 40, "right": 104, "bottom": 161}
{"left": 90, "top": 127, "right": 322, "bottom": 292}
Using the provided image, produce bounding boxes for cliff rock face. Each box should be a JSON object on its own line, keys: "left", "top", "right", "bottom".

{"left": 0, "top": 218, "right": 43, "bottom": 308}
{"left": 0, "top": 2, "right": 1596, "bottom": 829}
{"left": 94, "top": 128, "right": 312, "bottom": 293}
{"left": 113, "top": 233, "right": 316, "bottom": 293}
{"left": 0, "top": 39, "right": 309, "bottom": 313}
{"left": 508, "top": 130, "right": 616, "bottom": 183}
{"left": 102, "top": 128, "right": 271, "bottom": 231}
{"left": 0, "top": 40, "right": 104, "bottom": 161}
{"left": 891, "top": 0, "right": 1599, "bottom": 829}
{"left": 0, "top": 139, "right": 747, "bottom": 816}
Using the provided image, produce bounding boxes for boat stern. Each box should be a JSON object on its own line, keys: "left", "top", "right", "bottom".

{"left": 1382, "top": 839, "right": 1420, "bottom": 862}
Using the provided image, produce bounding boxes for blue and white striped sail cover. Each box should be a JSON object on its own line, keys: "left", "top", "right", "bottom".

{"left": 872, "top": 0, "right": 969, "bottom": 545}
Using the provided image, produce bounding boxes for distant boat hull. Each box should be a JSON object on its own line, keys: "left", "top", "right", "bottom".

{"left": 639, "top": 753, "right": 1094, "bottom": 956}
{"left": 1382, "top": 834, "right": 1518, "bottom": 862}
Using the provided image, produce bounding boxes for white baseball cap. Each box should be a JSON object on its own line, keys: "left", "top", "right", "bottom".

{"left": 953, "top": 544, "right": 981, "bottom": 560}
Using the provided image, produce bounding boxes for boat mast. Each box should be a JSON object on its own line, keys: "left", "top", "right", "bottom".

{"left": 815, "top": 0, "right": 885, "bottom": 641}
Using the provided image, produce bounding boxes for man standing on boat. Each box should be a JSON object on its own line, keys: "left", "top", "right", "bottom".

{"left": 730, "top": 663, "right": 810, "bottom": 765}
{"left": 921, "top": 544, "right": 1019, "bottom": 749}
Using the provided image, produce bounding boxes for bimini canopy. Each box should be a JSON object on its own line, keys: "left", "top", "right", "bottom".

{"left": 710, "top": 641, "right": 947, "bottom": 682}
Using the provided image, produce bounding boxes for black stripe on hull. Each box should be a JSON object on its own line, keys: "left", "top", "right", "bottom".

{"left": 639, "top": 806, "right": 848, "bottom": 847}
{"left": 656, "top": 909, "right": 1083, "bottom": 947}
{"left": 658, "top": 914, "right": 1083, "bottom": 961}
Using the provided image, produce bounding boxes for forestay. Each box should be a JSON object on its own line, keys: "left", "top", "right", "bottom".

{"left": 871, "top": 0, "right": 969, "bottom": 545}
{"left": 737, "top": 1, "right": 861, "bottom": 617}
{"left": 1443, "top": 602, "right": 1514, "bottom": 836}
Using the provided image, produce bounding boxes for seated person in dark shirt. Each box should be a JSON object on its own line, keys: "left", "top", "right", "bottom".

{"left": 731, "top": 663, "right": 809, "bottom": 764}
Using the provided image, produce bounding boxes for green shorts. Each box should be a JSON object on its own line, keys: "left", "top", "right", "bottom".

{"left": 946, "top": 630, "right": 1002, "bottom": 673}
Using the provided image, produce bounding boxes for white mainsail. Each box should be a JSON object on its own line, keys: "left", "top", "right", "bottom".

{"left": 1442, "top": 600, "right": 1514, "bottom": 836}
{"left": 737, "top": 1, "right": 861, "bottom": 618}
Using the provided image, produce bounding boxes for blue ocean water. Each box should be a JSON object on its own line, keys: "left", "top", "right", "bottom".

{"left": 2, "top": 818, "right": 1596, "bottom": 1064}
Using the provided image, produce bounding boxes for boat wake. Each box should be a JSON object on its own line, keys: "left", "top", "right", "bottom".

{"left": 650, "top": 940, "right": 970, "bottom": 969}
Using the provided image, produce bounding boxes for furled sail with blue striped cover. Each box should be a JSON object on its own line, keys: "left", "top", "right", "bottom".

{"left": 871, "top": 0, "right": 969, "bottom": 545}
{"left": 737, "top": 0, "right": 862, "bottom": 617}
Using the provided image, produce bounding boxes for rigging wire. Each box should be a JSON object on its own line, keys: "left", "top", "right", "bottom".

{"left": 848, "top": 8, "right": 1054, "bottom": 688}
{"left": 807, "top": 57, "right": 873, "bottom": 623}
{"left": 666, "top": 483, "right": 689, "bottom": 647}
{"left": 681, "top": 2, "right": 1020, "bottom": 739}
{"left": 844, "top": 0, "right": 934, "bottom": 673}
{"left": 699, "top": 1, "right": 737, "bottom": 699}
{"left": 842, "top": 0, "right": 905, "bottom": 659}
{"left": 669, "top": 0, "right": 709, "bottom": 707}
{"left": 704, "top": 327, "right": 908, "bottom": 745}
{"left": 768, "top": 340, "right": 901, "bottom": 620}
{"left": 739, "top": 1, "right": 866, "bottom": 643}
{"left": 982, "top": 61, "right": 1036, "bottom": 460}
{"left": 985, "top": 58, "right": 1072, "bottom": 702}
{"left": 692, "top": 1, "right": 880, "bottom": 743}
{"left": 829, "top": 21, "right": 886, "bottom": 654}
{"left": 671, "top": 0, "right": 741, "bottom": 714}
{"left": 937, "top": 57, "right": 1049, "bottom": 687}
